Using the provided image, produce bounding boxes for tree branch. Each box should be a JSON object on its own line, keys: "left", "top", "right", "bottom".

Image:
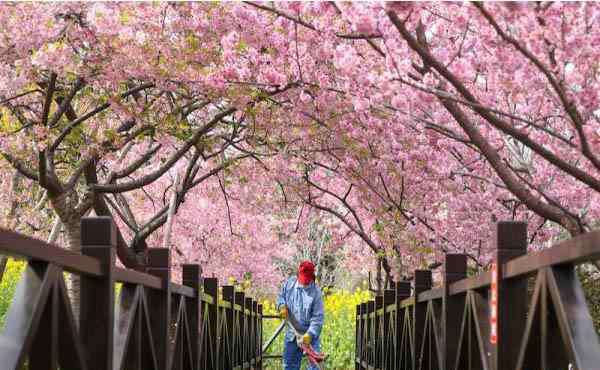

{"left": 387, "top": 10, "right": 600, "bottom": 193}
{"left": 49, "top": 82, "right": 154, "bottom": 152}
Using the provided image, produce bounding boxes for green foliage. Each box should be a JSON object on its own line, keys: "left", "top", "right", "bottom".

{"left": 579, "top": 264, "right": 600, "bottom": 333}
{"left": 0, "top": 258, "right": 25, "bottom": 327}
{"left": 261, "top": 288, "right": 371, "bottom": 369}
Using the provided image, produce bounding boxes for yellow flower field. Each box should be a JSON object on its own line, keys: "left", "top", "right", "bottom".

{"left": 262, "top": 288, "right": 372, "bottom": 369}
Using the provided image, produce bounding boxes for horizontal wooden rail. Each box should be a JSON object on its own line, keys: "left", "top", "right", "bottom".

{"left": 0, "top": 228, "right": 103, "bottom": 276}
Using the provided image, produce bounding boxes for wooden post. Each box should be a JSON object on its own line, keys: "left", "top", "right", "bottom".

{"left": 383, "top": 289, "right": 395, "bottom": 369}
{"left": 222, "top": 285, "right": 235, "bottom": 370}
{"left": 257, "top": 304, "right": 263, "bottom": 370}
{"left": 245, "top": 297, "right": 253, "bottom": 366}
{"left": 80, "top": 217, "right": 116, "bottom": 370}
{"left": 147, "top": 248, "right": 171, "bottom": 370}
{"left": 355, "top": 304, "right": 362, "bottom": 370}
{"left": 443, "top": 254, "right": 467, "bottom": 370}
{"left": 492, "top": 221, "right": 527, "bottom": 370}
{"left": 413, "top": 270, "right": 432, "bottom": 370}
{"left": 203, "top": 278, "right": 219, "bottom": 369}
{"left": 235, "top": 291, "right": 245, "bottom": 368}
{"left": 375, "top": 295, "right": 384, "bottom": 369}
{"left": 358, "top": 302, "right": 368, "bottom": 369}
{"left": 223, "top": 285, "right": 235, "bottom": 370}
{"left": 367, "top": 299, "right": 375, "bottom": 366}
{"left": 253, "top": 300, "right": 259, "bottom": 367}
{"left": 182, "top": 264, "right": 201, "bottom": 370}
{"left": 395, "top": 281, "right": 411, "bottom": 370}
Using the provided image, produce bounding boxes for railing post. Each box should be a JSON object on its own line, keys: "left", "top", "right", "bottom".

{"left": 394, "top": 281, "right": 411, "bottom": 370}
{"left": 361, "top": 302, "right": 368, "bottom": 368}
{"left": 367, "top": 299, "right": 375, "bottom": 366}
{"left": 355, "top": 303, "right": 362, "bottom": 370}
{"left": 222, "top": 285, "right": 235, "bottom": 370}
{"left": 147, "top": 248, "right": 171, "bottom": 370}
{"left": 183, "top": 264, "right": 202, "bottom": 370}
{"left": 492, "top": 221, "right": 527, "bottom": 370}
{"left": 257, "top": 303, "right": 263, "bottom": 370}
{"left": 375, "top": 295, "right": 384, "bottom": 369}
{"left": 383, "top": 289, "right": 395, "bottom": 369}
{"left": 245, "top": 297, "right": 253, "bottom": 366}
{"left": 203, "top": 277, "right": 219, "bottom": 369}
{"left": 80, "top": 217, "right": 116, "bottom": 370}
{"left": 253, "top": 300, "right": 259, "bottom": 367}
{"left": 235, "top": 291, "right": 245, "bottom": 368}
{"left": 413, "top": 269, "right": 432, "bottom": 370}
{"left": 443, "top": 254, "right": 467, "bottom": 370}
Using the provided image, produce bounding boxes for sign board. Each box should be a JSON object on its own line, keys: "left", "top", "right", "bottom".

{"left": 490, "top": 262, "right": 498, "bottom": 344}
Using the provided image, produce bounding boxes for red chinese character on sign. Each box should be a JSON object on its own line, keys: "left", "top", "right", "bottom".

{"left": 490, "top": 262, "right": 498, "bottom": 344}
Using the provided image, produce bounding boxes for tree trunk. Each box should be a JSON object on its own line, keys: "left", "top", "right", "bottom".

{"left": 49, "top": 191, "right": 83, "bottom": 321}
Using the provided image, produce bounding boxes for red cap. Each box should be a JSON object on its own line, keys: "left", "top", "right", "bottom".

{"left": 298, "top": 260, "right": 315, "bottom": 285}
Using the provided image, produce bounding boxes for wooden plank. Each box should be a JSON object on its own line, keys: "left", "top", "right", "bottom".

{"left": 113, "top": 284, "right": 140, "bottom": 370}
{"left": 29, "top": 267, "right": 59, "bottom": 370}
{"left": 139, "top": 288, "right": 159, "bottom": 370}
{"left": 0, "top": 229, "right": 102, "bottom": 276}
{"left": 0, "top": 262, "right": 56, "bottom": 370}
{"left": 504, "top": 231, "right": 600, "bottom": 279}
{"left": 417, "top": 287, "right": 443, "bottom": 302}
{"left": 56, "top": 275, "right": 89, "bottom": 370}
{"left": 401, "top": 296, "right": 415, "bottom": 308}
{"left": 448, "top": 272, "right": 492, "bottom": 296}
{"left": 170, "top": 283, "right": 195, "bottom": 298}
{"left": 114, "top": 267, "right": 161, "bottom": 290}
{"left": 546, "top": 265, "right": 600, "bottom": 369}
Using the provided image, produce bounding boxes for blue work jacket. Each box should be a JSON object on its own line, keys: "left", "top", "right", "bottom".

{"left": 276, "top": 277, "right": 324, "bottom": 342}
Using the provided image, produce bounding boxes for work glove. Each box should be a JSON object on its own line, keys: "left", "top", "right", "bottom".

{"left": 279, "top": 305, "right": 288, "bottom": 319}
{"left": 302, "top": 333, "right": 312, "bottom": 345}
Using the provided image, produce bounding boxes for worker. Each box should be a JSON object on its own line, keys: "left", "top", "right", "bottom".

{"left": 277, "top": 260, "right": 324, "bottom": 370}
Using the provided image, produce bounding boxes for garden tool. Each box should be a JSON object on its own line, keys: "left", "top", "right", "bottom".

{"left": 286, "top": 306, "right": 327, "bottom": 369}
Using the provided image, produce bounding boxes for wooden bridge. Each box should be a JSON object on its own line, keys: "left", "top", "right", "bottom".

{"left": 356, "top": 221, "right": 600, "bottom": 370}
{"left": 0, "top": 217, "right": 599, "bottom": 370}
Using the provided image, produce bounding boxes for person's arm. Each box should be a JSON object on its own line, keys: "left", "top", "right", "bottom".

{"left": 276, "top": 279, "right": 288, "bottom": 311}
{"left": 306, "top": 290, "right": 324, "bottom": 339}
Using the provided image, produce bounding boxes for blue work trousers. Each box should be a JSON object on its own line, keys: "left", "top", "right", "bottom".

{"left": 283, "top": 337, "right": 321, "bottom": 370}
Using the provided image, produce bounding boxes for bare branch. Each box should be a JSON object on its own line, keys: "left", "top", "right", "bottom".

{"left": 110, "top": 144, "right": 162, "bottom": 181}
{"left": 2, "top": 152, "right": 39, "bottom": 181}
{"left": 0, "top": 89, "right": 41, "bottom": 106}
{"left": 49, "top": 82, "right": 154, "bottom": 151}
{"left": 48, "top": 78, "right": 84, "bottom": 127}
{"left": 41, "top": 73, "right": 57, "bottom": 126}
{"left": 92, "top": 106, "right": 236, "bottom": 193}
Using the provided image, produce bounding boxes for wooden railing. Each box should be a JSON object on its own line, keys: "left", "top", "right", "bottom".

{"left": 0, "top": 216, "right": 262, "bottom": 370}
{"left": 356, "top": 221, "right": 600, "bottom": 370}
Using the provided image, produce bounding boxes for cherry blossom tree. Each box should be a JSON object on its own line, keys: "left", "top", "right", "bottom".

{"left": 0, "top": 2, "right": 294, "bottom": 269}
{"left": 1, "top": 2, "right": 599, "bottom": 294}
{"left": 241, "top": 1, "right": 600, "bottom": 270}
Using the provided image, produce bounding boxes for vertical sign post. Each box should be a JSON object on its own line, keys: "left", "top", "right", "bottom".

{"left": 490, "top": 263, "right": 498, "bottom": 344}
